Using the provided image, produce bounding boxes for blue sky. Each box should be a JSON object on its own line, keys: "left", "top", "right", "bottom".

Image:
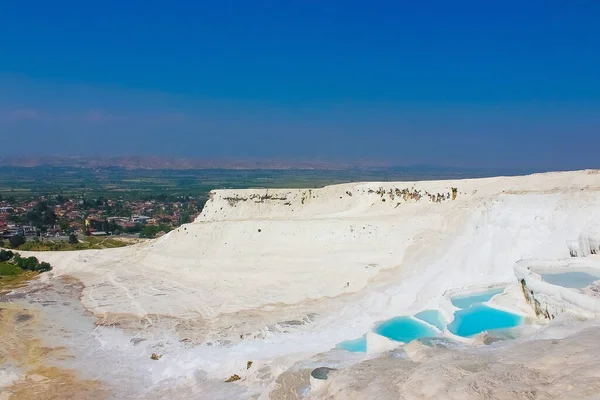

{"left": 0, "top": 1, "right": 599, "bottom": 169}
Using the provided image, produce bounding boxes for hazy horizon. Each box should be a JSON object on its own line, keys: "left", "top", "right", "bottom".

{"left": 0, "top": 154, "right": 580, "bottom": 174}
{"left": 1, "top": 1, "right": 599, "bottom": 171}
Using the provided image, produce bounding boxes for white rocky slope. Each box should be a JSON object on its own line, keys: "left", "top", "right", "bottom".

{"left": 22, "top": 170, "right": 600, "bottom": 397}
{"left": 308, "top": 318, "right": 600, "bottom": 400}
{"left": 35, "top": 170, "right": 600, "bottom": 320}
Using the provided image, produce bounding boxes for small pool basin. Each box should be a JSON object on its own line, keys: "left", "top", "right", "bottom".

{"left": 336, "top": 335, "right": 367, "bottom": 352}
{"left": 540, "top": 271, "right": 600, "bottom": 289}
{"left": 451, "top": 288, "right": 504, "bottom": 309}
{"left": 448, "top": 304, "right": 522, "bottom": 337}
{"left": 374, "top": 316, "right": 438, "bottom": 343}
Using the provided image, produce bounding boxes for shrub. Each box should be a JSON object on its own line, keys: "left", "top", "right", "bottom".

{"left": 69, "top": 233, "right": 78, "bottom": 244}
{"left": 124, "top": 224, "right": 143, "bottom": 234}
{"left": 37, "top": 261, "right": 52, "bottom": 272}
{"left": 15, "top": 255, "right": 40, "bottom": 271}
{"left": 139, "top": 224, "right": 172, "bottom": 238}
{"left": 11, "top": 253, "right": 52, "bottom": 273}
{"left": 0, "top": 249, "right": 14, "bottom": 262}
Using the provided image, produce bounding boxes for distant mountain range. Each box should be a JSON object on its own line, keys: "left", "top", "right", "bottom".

{"left": 0, "top": 155, "right": 398, "bottom": 170}
{"left": 0, "top": 155, "right": 537, "bottom": 174}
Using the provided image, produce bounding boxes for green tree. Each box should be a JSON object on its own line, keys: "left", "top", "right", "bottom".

{"left": 0, "top": 249, "right": 14, "bottom": 262}
{"left": 179, "top": 212, "right": 192, "bottom": 224}
{"left": 124, "top": 224, "right": 143, "bottom": 234}
{"left": 11, "top": 253, "right": 52, "bottom": 273}
{"left": 110, "top": 221, "right": 119, "bottom": 232}
{"left": 8, "top": 214, "right": 26, "bottom": 224}
{"left": 15, "top": 255, "right": 39, "bottom": 271}
{"left": 69, "top": 233, "right": 78, "bottom": 245}
{"left": 9, "top": 235, "right": 25, "bottom": 248}
{"left": 59, "top": 219, "right": 71, "bottom": 232}
{"left": 139, "top": 224, "right": 172, "bottom": 238}
{"left": 37, "top": 261, "right": 52, "bottom": 272}
{"left": 26, "top": 201, "right": 57, "bottom": 229}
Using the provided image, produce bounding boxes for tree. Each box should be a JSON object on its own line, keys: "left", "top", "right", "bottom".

{"left": 59, "top": 219, "right": 71, "bottom": 232}
{"left": 69, "top": 233, "right": 78, "bottom": 245}
{"left": 26, "top": 201, "right": 57, "bottom": 229}
{"left": 179, "top": 212, "right": 192, "bottom": 224}
{"left": 124, "top": 224, "right": 143, "bottom": 234}
{"left": 10, "top": 253, "right": 52, "bottom": 273}
{"left": 15, "top": 255, "right": 39, "bottom": 271}
{"left": 8, "top": 214, "right": 26, "bottom": 224}
{"left": 139, "top": 224, "right": 172, "bottom": 238}
{"left": 37, "top": 261, "right": 52, "bottom": 272}
{"left": 9, "top": 235, "right": 25, "bottom": 248}
{"left": 108, "top": 221, "right": 119, "bottom": 233}
{"left": 0, "top": 249, "right": 14, "bottom": 262}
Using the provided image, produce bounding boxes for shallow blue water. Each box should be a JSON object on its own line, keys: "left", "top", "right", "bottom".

{"left": 451, "top": 288, "right": 504, "bottom": 309}
{"left": 541, "top": 271, "right": 600, "bottom": 289}
{"left": 374, "top": 317, "right": 438, "bottom": 343}
{"left": 336, "top": 335, "right": 367, "bottom": 352}
{"left": 414, "top": 309, "right": 446, "bottom": 331}
{"left": 448, "top": 304, "right": 522, "bottom": 337}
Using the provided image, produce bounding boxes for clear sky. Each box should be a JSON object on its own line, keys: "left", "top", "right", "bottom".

{"left": 1, "top": 1, "right": 599, "bottom": 169}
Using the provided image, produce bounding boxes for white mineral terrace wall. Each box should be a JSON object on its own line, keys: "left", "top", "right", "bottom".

{"left": 514, "top": 258, "right": 600, "bottom": 319}
{"left": 196, "top": 171, "right": 600, "bottom": 223}
{"left": 16, "top": 170, "right": 600, "bottom": 395}
{"left": 29, "top": 170, "right": 600, "bottom": 325}
{"left": 577, "top": 223, "right": 600, "bottom": 256}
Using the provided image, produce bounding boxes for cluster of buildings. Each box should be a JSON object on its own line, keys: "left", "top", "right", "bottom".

{"left": 0, "top": 224, "right": 38, "bottom": 239}
{"left": 0, "top": 195, "right": 203, "bottom": 239}
{"left": 84, "top": 215, "right": 154, "bottom": 235}
{"left": 0, "top": 207, "right": 16, "bottom": 236}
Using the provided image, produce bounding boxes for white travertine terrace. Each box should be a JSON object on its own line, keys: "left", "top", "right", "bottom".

{"left": 514, "top": 256, "right": 600, "bottom": 319}
{"left": 32, "top": 170, "right": 600, "bottom": 322}
{"left": 578, "top": 223, "right": 600, "bottom": 256}
{"left": 13, "top": 169, "right": 600, "bottom": 398}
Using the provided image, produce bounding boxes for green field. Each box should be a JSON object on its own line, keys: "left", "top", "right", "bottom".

{"left": 0, "top": 165, "right": 522, "bottom": 201}
{"left": 0, "top": 262, "right": 22, "bottom": 276}
{"left": 0, "top": 262, "right": 37, "bottom": 295}
{"left": 15, "top": 237, "right": 130, "bottom": 251}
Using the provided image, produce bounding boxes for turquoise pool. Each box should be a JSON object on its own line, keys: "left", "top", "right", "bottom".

{"left": 336, "top": 335, "right": 367, "bottom": 352}
{"left": 374, "top": 316, "right": 438, "bottom": 343}
{"left": 448, "top": 304, "right": 523, "bottom": 337}
{"left": 414, "top": 309, "right": 446, "bottom": 331}
{"left": 338, "top": 286, "right": 523, "bottom": 350}
{"left": 541, "top": 271, "right": 600, "bottom": 289}
{"left": 451, "top": 288, "right": 504, "bottom": 309}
